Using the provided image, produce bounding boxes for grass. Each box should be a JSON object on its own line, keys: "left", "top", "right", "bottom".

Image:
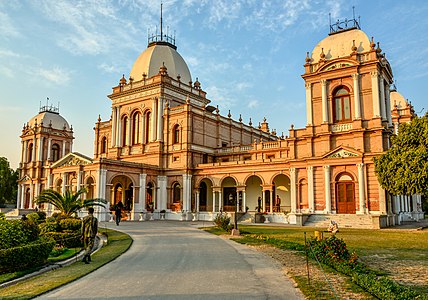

{"left": 0, "top": 228, "right": 132, "bottom": 300}
{"left": 48, "top": 247, "right": 81, "bottom": 263}
{"left": 205, "top": 225, "right": 428, "bottom": 298}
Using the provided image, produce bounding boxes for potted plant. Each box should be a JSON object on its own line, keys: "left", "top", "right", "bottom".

{"left": 160, "top": 209, "right": 166, "bottom": 220}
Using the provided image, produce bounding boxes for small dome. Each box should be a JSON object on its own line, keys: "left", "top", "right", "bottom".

{"left": 390, "top": 91, "right": 407, "bottom": 109}
{"left": 130, "top": 43, "right": 192, "bottom": 83}
{"left": 28, "top": 111, "right": 70, "bottom": 131}
{"left": 312, "top": 29, "right": 371, "bottom": 61}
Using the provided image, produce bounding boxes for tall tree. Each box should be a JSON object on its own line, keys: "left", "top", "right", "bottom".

{"left": 35, "top": 188, "right": 107, "bottom": 217}
{"left": 0, "top": 157, "right": 18, "bottom": 204}
{"left": 374, "top": 113, "right": 428, "bottom": 198}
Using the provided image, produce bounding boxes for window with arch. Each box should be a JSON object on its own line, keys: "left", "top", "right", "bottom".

{"left": 51, "top": 143, "right": 60, "bottom": 161}
{"left": 333, "top": 86, "right": 351, "bottom": 122}
{"left": 144, "top": 111, "right": 151, "bottom": 144}
{"left": 100, "top": 137, "right": 107, "bottom": 154}
{"left": 122, "top": 116, "right": 128, "bottom": 146}
{"left": 28, "top": 143, "right": 33, "bottom": 162}
{"left": 172, "top": 124, "right": 180, "bottom": 144}
{"left": 132, "top": 112, "right": 141, "bottom": 145}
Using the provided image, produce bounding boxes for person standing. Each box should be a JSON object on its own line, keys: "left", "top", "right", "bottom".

{"left": 81, "top": 207, "right": 98, "bottom": 264}
{"left": 115, "top": 205, "right": 122, "bottom": 226}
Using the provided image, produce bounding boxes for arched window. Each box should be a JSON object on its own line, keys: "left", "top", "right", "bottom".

{"left": 100, "top": 137, "right": 107, "bottom": 154}
{"left": 122, "top": 116, "right": 128, "bottom": 146}
{"left": 86, "top": 177, "right": 95, "bottom": 199}
{"left": 144, "top": 111, "right": 151, "bottom": 144}
{"left": 28, "top": 143, "right": 33, "bottom": 162}
{"left": 132, "top": 112, "right": 141, "bottom": 145}
{"left": 51, "top": 143, "right": 60, "bottom": 161}
{"left": 172, "top": 124, "right": 180, "bottom": 144}
{"left": 333, "top": 87, "right": 351, "bottom": 122}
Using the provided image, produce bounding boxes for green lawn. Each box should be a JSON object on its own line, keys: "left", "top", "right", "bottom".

{"left": 0, "top": 229, "right": 132, "bottom": 300}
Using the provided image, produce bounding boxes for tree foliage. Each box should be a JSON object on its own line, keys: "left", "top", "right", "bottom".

{"left": 374, "top": 113, "right": 428, "bottom": 197}
{"left": 35, "top": 188, "right": 107, "bottom": 217}
{"left": 0, "top": 157, "right": 18, "bottom": 203}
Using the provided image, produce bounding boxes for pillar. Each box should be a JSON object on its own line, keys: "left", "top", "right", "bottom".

{"left": 352, "top": 73, "right": 361, "bottom": 119}
{"left": 23, "top": 140, "right": 28, "bottom": 163}
{"left": 47, "top": 138, "right": 52, "bottom": 161}
{"left": 379, "top": 77, "right": 387, "bottom": 121}
{"left": 196, "top": 191, "right": 200, "bottom": 212}
{"left": 20, "top": 141, "right": 25, "bottom": 162}
{"left": 158, "top": 176, "right": 167, "bottom": 210}
{"left": 182, "top": 174, "right": 192, "bottom": 211}
{"left": 243, "top": 190, "right": 246, "bottom": 212}
{"left": 62, "top": 140, "right": 66, "bottom": 157}
{"left": 29, "top": 182, "right": 34, "bottom": 208}
{"left": 385, "top": 83, "right": 392, "bottom": 126}
{"left": 307, "top": 166, "right": 314, "bottom": 212}
{"left": 139, "top": 174, "right": 147, "bottom": 212}
{"left": 262, "top": 190, "right": 266, "bottom": 212}
{"left": 290, "top": 168, "right": 297, "bottom": 213}
{"left": 32, "top": 136, "right": 37, "bottom": 161}
{"left": 17, "top": 184, "right": 22, "bottom": 209}
{"left": 77, "top": 170, "right": 83, "bottom": 191}
{"left": 115, "top": 107, "right": 121, "bottom": 147}
{"left": 218, "top": 190, "right": 222, "bottom": 212}
{"left": 151, "top": 98, "right": 157, "bottom": 142}
{"left": 357, "top": 163, "right": 366, "bottom": 214}
{"left": 20, "top": 184, "right": 25, "bottom": 209}
{"left": 371, "top": 70, "right": 381, "bottom": 118}
{"left": 111, "top": 107, "right": 117, "bottom": 147}
{"left": 324, "top": 165, "right": 331, "bottom": 213}
{"left": 305, "top": 83, "right": 313, "bottom": 125}
{"left": 321, "top": 79, "right": 328, "bottom": 123}
{"left": 157, "top": 97, "right": 163, "bottom": 142}
{"left": 212, "top": 190, "right": 216, "bottom": 212}
{"left": 62, "top": 172, "right": 67, "bottom": 194}
{"left": 126, "top": 115, "right": 131, "bottom": 146}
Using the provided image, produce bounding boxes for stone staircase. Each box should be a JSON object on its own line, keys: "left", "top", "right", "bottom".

{"left": 303, "top": 214, "right": 375, "bottom": 229}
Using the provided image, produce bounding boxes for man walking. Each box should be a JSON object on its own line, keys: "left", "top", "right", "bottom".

{"left": 81, "top": 207, "right": 98, "bottom": 264}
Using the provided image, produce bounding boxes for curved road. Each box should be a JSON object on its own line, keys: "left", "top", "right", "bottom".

{"left": 38, "top": 221, "right": 303, "bottom": 299}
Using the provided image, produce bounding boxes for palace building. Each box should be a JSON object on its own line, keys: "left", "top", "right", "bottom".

{"left": 16, "top": 16, "right": 424, "bottom": 228}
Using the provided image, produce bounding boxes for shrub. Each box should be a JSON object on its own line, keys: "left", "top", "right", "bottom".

{"left": 39, "top": 221, "right": 61, "bottom": 234}
{"left": 213, "top": 213, "right": 233, "bottom": 232}
{"left": 0, "top": 236, "right": 55, "bottom": 273}
{"left": 0, "top": 219, "right": 39, "bottom": 249}
{"left": 59, "top": 218, "right": 82, "bottom": 232}
{"left": 0, "top": 212, "right": 5, "bottom": 220}
{"left": 43, "top": 232, "right": 82, "bottom": 248}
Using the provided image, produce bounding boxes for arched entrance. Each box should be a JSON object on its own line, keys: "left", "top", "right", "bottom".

{"left": 272, "top": 174, "right": 291, "bottom": 213}
{"left": 86, "top": 177, "right": 95, "bottom": 199}
{"left": 25, "top": 188, "right": 31, "bottom": 209}
{"left": 111, "top": 175, "right": 134, "bottom": 213}
{"left": 170, "top": 182, "right": 181, "bottom": 212}
{"left": 198, "top": 179, "right": 213, "bottom": 212}
{"left": 245, "top": 175, "right": 262, "bottom": 212}
{"left": 335, "top": 173, "right": 356, "bottom": 214}
{"left": 221, "top": 177, "right": 237, "bottom": 212}
{"left": 146, "top": 182, "right": 155, "bottom": 212}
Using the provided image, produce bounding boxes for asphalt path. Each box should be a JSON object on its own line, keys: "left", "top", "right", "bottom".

{"left": 37, "top": 221, "right": 303, "bottom": 300}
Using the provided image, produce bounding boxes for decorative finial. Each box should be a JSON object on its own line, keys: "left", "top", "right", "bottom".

{"left": 142, "top": 73, "right": 147, "bottom": 80}
{"left": 216, "top": 105, "right": 219, "bottom": 114}
{"left": 120, "top": 74, "right": 126, "bottom": 85}
{"left": 186, "top": 94, "right": 190, "bottom": 104}
{"left": 281, "top": 132, "right": 285, "bottom": 139}
{"left": 194, "top": 77, "right": 201, "bottom": 90}
{"left": 129, "top": 76, "right": 134, "bottom": 83}
{"left": 376, "top": 42, "right": 382, "bottom": 53}
{"left": 177, "top": 74, "right": 181, "bottom": 81}
{"left": 98, "top": 114, "right": 101, "bottom": 122}
{"left": 249, "top": 117, "right": 252, "bottom": 126}
{"left": 351, "top": 40, "right": 357, "bottom": 52}
{"left": 320, "top": 48, "right": 325, "bottom": 59}
{"left": 239, "top": 114, "right": 242, "bottom": 122}
{"left": 305, "top": 51, "right": 311, "bottom": 63}
{"left": 263, "top": 117, "right": 267, "bottom": 122}
{"left": 228, "top": 110, "right": 231, "bottom": 118}
{"left": 370, "top": 37, "right": 375, "bottom": 50}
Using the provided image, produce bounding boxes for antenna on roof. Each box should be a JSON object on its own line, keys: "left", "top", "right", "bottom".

{"left": 160, "top": 2, "right": 163, "bottom": 41}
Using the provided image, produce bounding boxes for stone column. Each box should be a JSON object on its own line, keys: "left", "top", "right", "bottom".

{"left": 20, "top": 184, "right": 25, "bottom": 209}
{"left": 38, "top": 137, "right": 44, "bottom": 161}
{"left": 47, "top": 138, "right": 52, "bottom": 161}
{"left": 371, "top": 70, "right": 381, "bottom": 118}
{"left": 305, "top": 83, "right": 313, "bottom": 125}
{"left": 212, "top": 191, "right": 216, "bottom": 213}
{"left": 182, "top": 174, "right": 192, "bottom": 211}
{"left": 379, "top": 77, "right": 387, "bottom": 121}
{"left": 324, "top": 165, "right": 331, "bottom": 213}
{"left": 62, "top": 140, "right": 66, "bottom": 157}
{"left": 32, "top": 136, "right": 37, "bottom": 161}
{"left": 62, "top": 172, "right": 67, "bottom": 193}
{"left": 307, "top": 166, "right": 314, "bottom": 212}
{"left": 243, "top": 190, "right": 246, "bottom": 212}
{"left": 17, "top": 184, "right": 22, "bottom": 210}
{"left": 352, "top": 73, "right": 361, "bottom": 119}
{"left": 158, "top": 176, "right": 167, "bottom": 210}
{"left": 20, "top": 141, "right": 25, "bottom": 162}
{"left": 290, "top": 168, "right": 297, "bottom": 213}
{"left": 116, "top": 107, "right": 121, "bottom": 147}
{"left": 111, "top": 107, "right": 117, "bottom": 147}
{"left": 24, "top": 140, "right": 28, "bottom": 163}
{"left": 29, "top": 183, "right": 34, "bottom": 208}
{"left": 126, "top": 116, "right": 131, "bottom": 146}
{"left": 385, "top": 83, "right": 392, "bottom": 126}
{"left": 196, "top": 191, "right": 200, "bottom": 212}
{"left": 269, "top": 190, "right": 273, "bottom": 213}
{"left": 218, "top": 190, "right": 222, "bottom": 212}
{"left": 357, "top": 163, "right": 366, "bottom": 214}
{"left": 262, "top": 190, "right": 266, "bottom": 212}
{"left": 96, "top": 169, "right": 107, "bottom": 220}
{"left": 157, "top": 97, "right": 163, "bottom": 142}
{"left": 151, "top": 98, "right": 157, "bottom": 142}
{"left": 139, "top": 174, "right": 147, "bottom": 212}
{"left": 321, "top": 79, "right": 328, "bottom": 123}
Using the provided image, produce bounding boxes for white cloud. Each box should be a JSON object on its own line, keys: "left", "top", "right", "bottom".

{"left": 98, "top": 63, "right": 118, "bottom": 74}
{"left": 0, "top": 66, "right": 14, "bottom": 78}
{"left": 236, "top": 82, "right": 252, "bottom": 91}
{"left": 0, "top": 49, "right": 20, "bottom": 57}
{"left": 37, "top": 67, "right": 72, "bottom": 85}
{"left": 248, "top": 99, "right": 259, "bottom": 109}
{"left": 0, "top": 11, "right": 21, "bottom": 39}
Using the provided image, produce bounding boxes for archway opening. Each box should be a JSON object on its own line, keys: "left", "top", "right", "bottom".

{"left": 335, "top": 173, "right": 355, "bottom": 214}
{"left": 222, "top": 177, "right": 237, "bottom": 212}
{"left": 272, "top": 174, "right": 291, "bottom": 213}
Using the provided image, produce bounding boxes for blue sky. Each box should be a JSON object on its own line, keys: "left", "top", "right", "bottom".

{"left": 1, "top": 0, "right": 427, "bottom": 169}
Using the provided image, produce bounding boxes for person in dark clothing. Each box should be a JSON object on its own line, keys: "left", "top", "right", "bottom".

{"left": 81, "top": 207, "right": 98, "bottom": 264}
{"left": 115, "top": 206, "right": 122, "bottom": 226}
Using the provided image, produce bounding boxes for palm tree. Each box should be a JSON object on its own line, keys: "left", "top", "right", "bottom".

{"left": 35, "top": 188, "right": 107, "bottom": 217}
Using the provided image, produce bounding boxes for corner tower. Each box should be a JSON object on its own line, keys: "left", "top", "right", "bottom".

{"left": 17, "top": 102, "right": 74, "bottom": 209}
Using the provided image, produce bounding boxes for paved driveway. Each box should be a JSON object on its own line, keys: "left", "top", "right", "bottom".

{"left": 38, "top": 221, "right": 303, "bottom": 299}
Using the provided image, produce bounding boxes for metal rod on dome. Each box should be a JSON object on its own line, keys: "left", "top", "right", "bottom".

{"left": 160, "top": 2, "right": 163, "bottom": 41}
{"left": 329, "top": 13, "right": 332, "bottom": 33}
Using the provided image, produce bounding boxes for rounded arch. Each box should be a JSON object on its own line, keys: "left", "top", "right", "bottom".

{"left": 198, "top": 177, "right": 214, "bottom": 212}
{"left": 28, "top": 143, "right": 34, "bottom": 162}
{"left": 121, "top": 115, "right": 129, "bottom": 146}
{"left": 25, "top": 187, "right": 31, "bottom": 209}
{"left": 272, "top": 173, "right": 291, "bottom": 213}
{"left": 169, "top": 181, "right": 181, "bottom": 212}
{"left": 100, "top": 136, "right": 107, "bottom": 154}
{"left": 131, "top": 110, "right": 142, "bottom": 145}
{"left": 143, "top": 110, "right": 152, "bottom": 144}
{"left": 243, "top": 173, "right": 265, "bottom": 186}
{"left": 172, "top": 123, "right": 180, "bottom": 144}
{"left": 333, "top": 168, "right": 357, "bottom": 182}
{"left": 219, "top": 175, "right": 238, "bottom": 187}
{"left": 332, "top": 85, "right": 352, "bottom": 123}
{"left": 146, "top": 181, "right": 155, "bottom": 211}
{"left": 245, "top": 175, "right": 263, "bottom": 212}
{"left": 335, "top": 172, "right": 356, "bottom": 214}
{"left": 85, "top": 176, "right": 95, "bottom": 199}
{"left": 51, "top": 143, "right": 60, "bottom": 161}
{"left": 110, "top": 175, "right": 134, "bottom": 211}
{"left": 221, "top": 176, "right": 237, "bottom": 212}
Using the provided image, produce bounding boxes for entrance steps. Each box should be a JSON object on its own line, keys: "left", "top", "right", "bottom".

{"left": 303, "top": 214, "right": 374, "bottom": 229}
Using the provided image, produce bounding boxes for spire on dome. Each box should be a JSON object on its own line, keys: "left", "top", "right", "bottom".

{"left": 329, "top": 6, "right": 361, "bottom": 35}
{"left": 147, "top": 2, "right": 176, "bottom": 49}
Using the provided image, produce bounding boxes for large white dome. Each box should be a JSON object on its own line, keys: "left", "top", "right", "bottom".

{"left": 312, "top": 29, "right": 371, "bottom": 61}
{"left": 28, "top": 111, "right": 70, "bottom": 131}
{"left": 130, "top": 42, "right": 192, "bottom": 83}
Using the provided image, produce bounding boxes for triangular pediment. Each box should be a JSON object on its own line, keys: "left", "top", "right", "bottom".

{"left": 18, "top": 174, "right": 31, "bottom": 182}
{"left": 317, "top": 58, "right": 357, "bottom": 73}
{"left": 323, "top": 146, "right": 361, "bottom": 159}
{"left": 51, "top": 152, "right": 93, "bottom": 168}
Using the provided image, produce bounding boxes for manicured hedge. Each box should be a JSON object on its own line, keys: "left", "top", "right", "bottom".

{"left": 0, "top": 219, "right": 39, "bottom": 249}
{"left": 0, "top": 236, "right": 55, "bottom": 273}
{"left": 43, "top": 232, "right": 82, "bottom": 248}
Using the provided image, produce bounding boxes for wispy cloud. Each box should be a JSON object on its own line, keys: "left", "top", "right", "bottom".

{"left": 248, "top": 100, "right": 259, "bottom": 109}
{"left": 0, "top": 11, "right": 21, "bottom": 39}
{"left": 37, "top": 66, "right": 72, "bottom": 85}
{"left": 98, "top": 63, "right": 118, "bottom": 74}
{"left": 0, "top": 66, "right": 14, "bottom": 78}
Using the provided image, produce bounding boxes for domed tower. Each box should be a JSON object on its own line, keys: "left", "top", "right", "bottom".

{"left": 17, "top": 102, "right": 74, "bottom": 209}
